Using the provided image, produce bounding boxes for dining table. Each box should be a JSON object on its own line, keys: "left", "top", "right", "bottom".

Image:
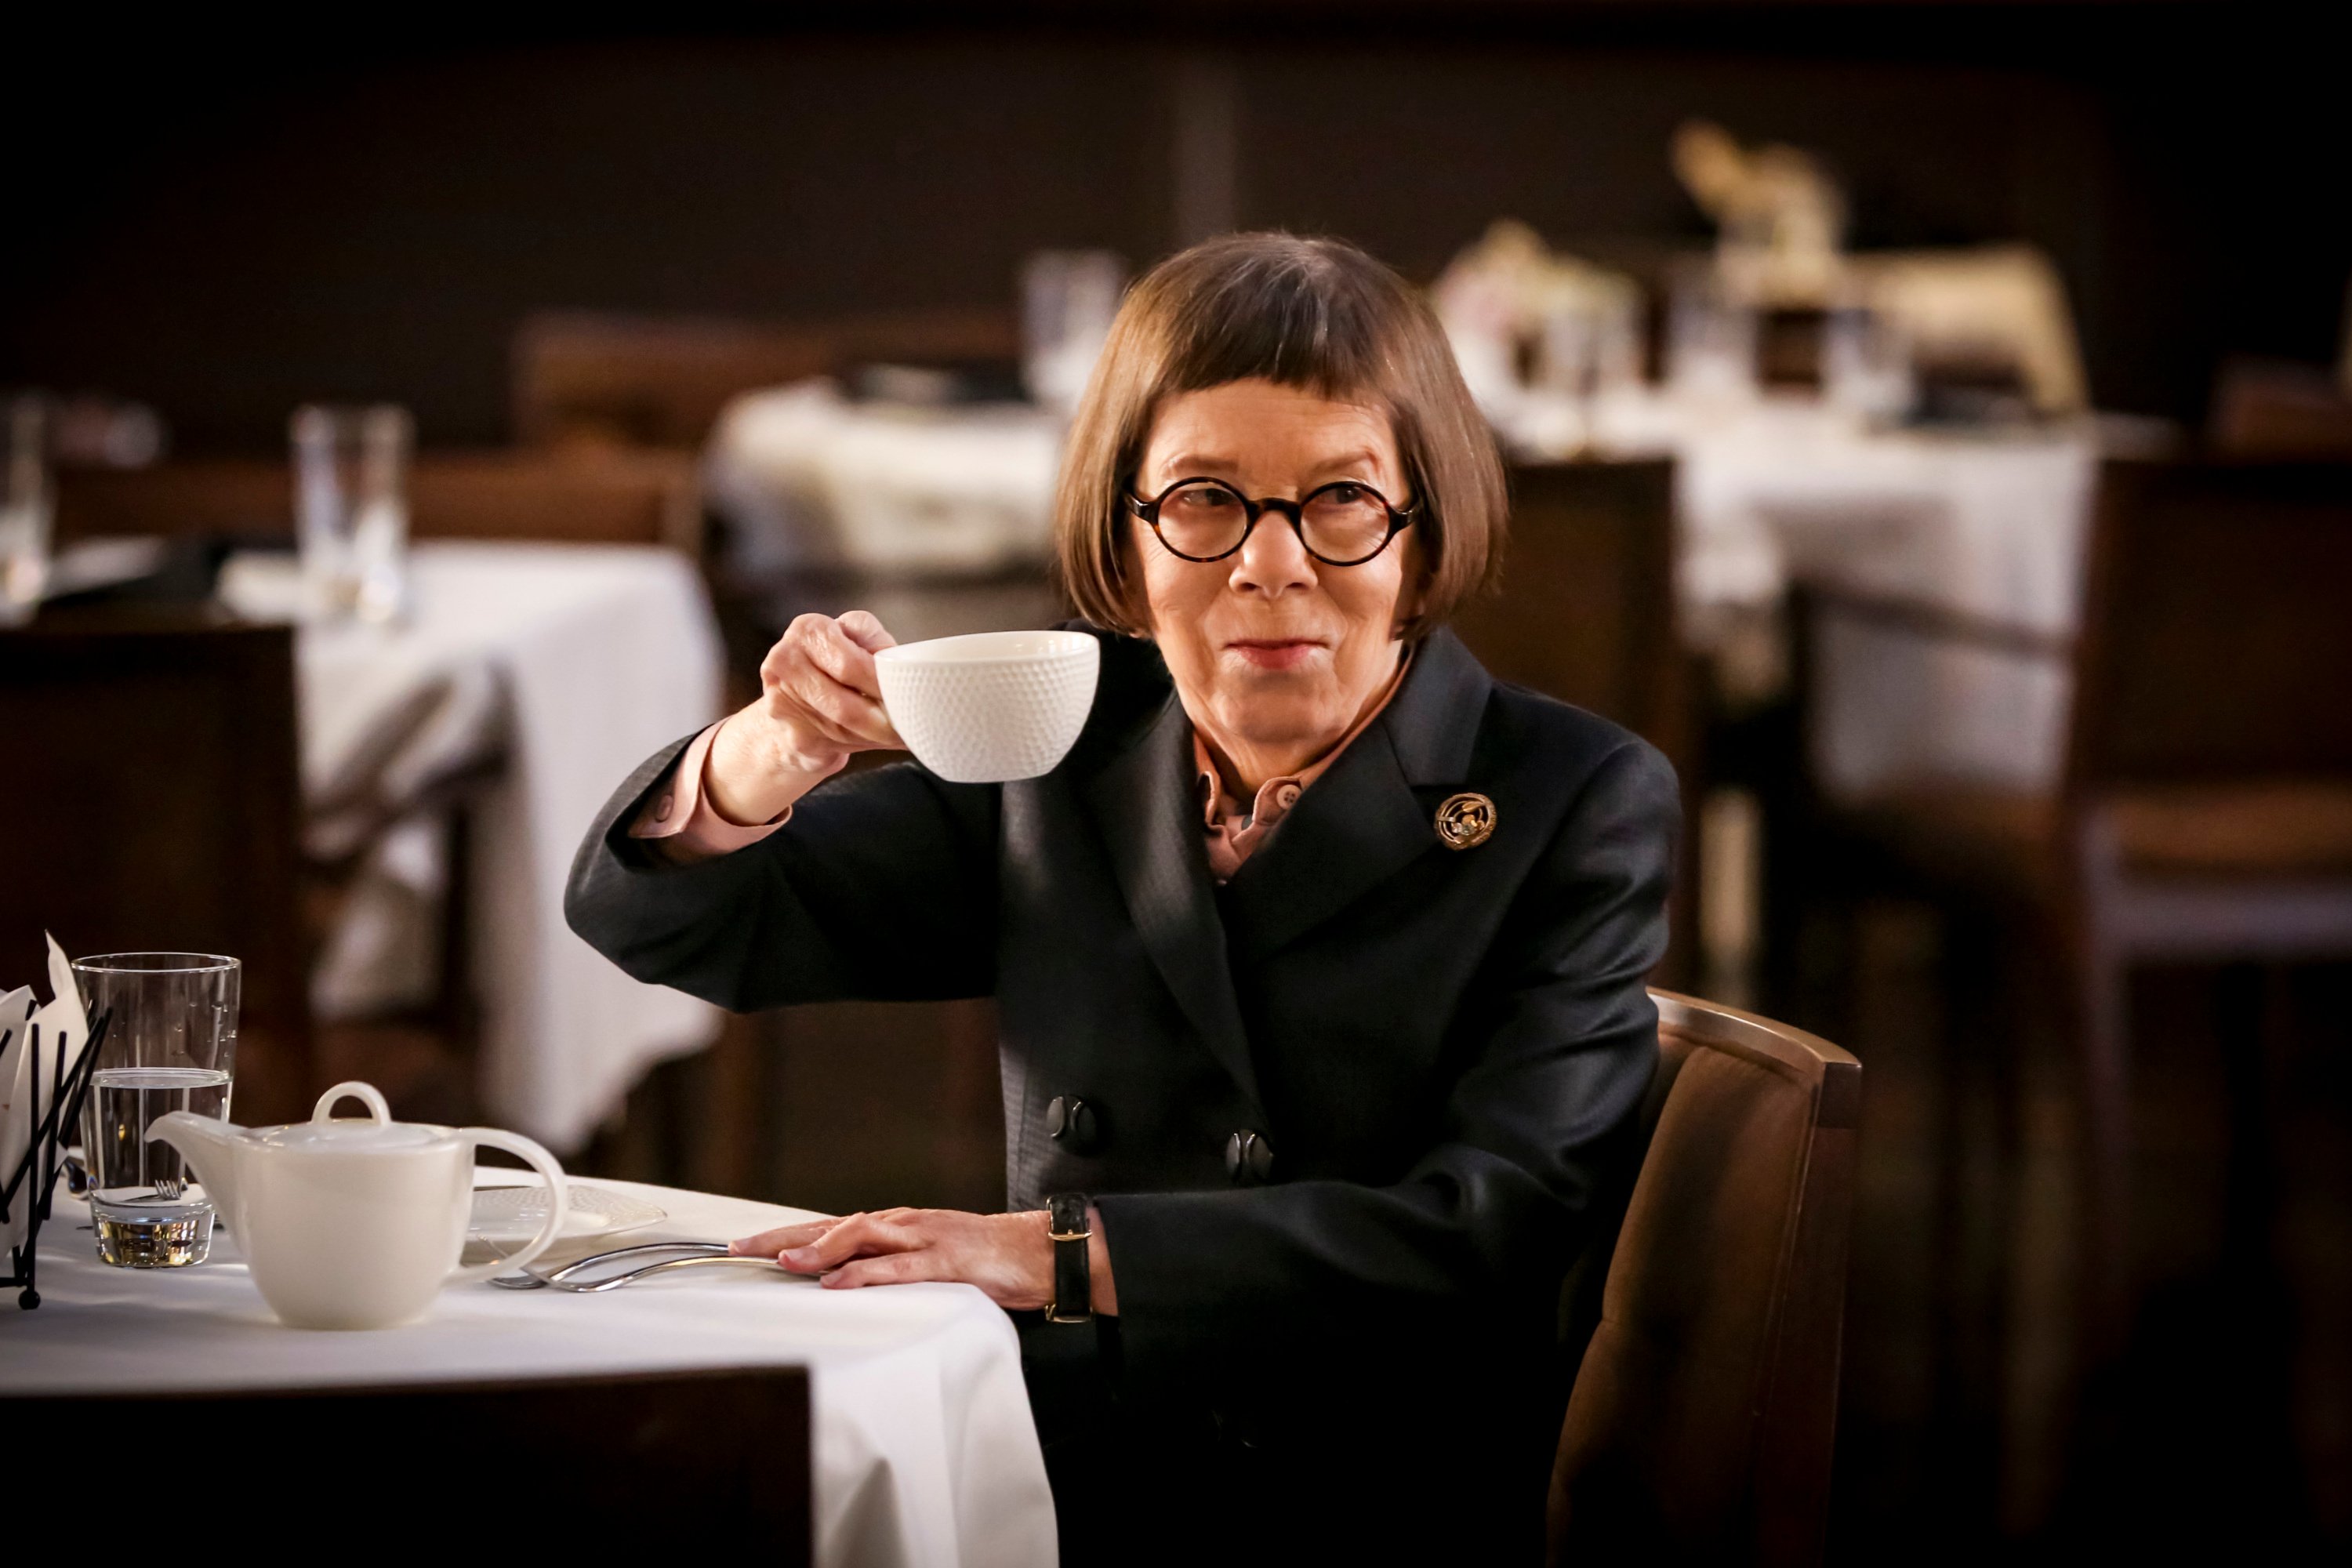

{"left": 0, "top": 1173, "right": 1059, "bottom": 1568}
{"left": 1650, "top": 394, "right": 2101, "bottom": 800}
{"left": 218, "top": 539, "right": 727, "bottom": 1150}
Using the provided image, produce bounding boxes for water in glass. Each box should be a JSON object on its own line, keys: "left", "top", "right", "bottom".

{"left": 71, "top": 951, "right": 240, "bottom": 1268}
{"left": 86, "top": 1066, "right": 231, "bottom": 1266}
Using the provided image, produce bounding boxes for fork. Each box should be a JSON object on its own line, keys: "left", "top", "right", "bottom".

{"left": 488, "top": 1241, "right": 781, "bottom": 1292}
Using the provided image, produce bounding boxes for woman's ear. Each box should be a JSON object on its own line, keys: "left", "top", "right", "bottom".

{"left": 1115, "top": 521, "right": 1156, "bottom": 636}
{"left": 1390, "top": 532, "right": 1430, "bottom": 639}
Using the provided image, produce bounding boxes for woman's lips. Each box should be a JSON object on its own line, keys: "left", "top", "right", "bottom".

{"left": 1227, "top": 638, "right": 1326, "bottom": 671}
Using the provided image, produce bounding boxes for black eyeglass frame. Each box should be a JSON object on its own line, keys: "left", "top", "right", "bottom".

{"left": 1125, "top": 476, "right": 1419, "bottom": 566}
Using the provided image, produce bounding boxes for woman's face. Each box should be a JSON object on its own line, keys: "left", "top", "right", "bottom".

{"left": 1131, "top": 378, "right": 1421, "bottom": 762}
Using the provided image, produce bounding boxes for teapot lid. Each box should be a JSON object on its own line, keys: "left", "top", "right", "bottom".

{"left": 257, "top": 1082, "right": 447, "bottom": 1151}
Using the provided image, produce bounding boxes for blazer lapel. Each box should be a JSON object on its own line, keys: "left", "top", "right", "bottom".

{"left": 1221, "top": 628, "right": 1494, "bottom": 962}
{"left": 1080, "top": 691, "right": 1261, "bottom": 1108}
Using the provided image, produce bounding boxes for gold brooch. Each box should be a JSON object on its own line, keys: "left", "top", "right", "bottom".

{"left": 1434, "top": 792, "right": 1496, "bottom": 851}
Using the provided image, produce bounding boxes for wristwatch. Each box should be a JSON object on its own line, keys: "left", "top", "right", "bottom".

{"left": 1046, "top": 1192, "right": 1093, "bottom": 1323}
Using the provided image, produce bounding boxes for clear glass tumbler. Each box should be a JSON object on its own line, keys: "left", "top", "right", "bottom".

{"left": 291, "top": 402, "right": 412, "bottom": 624}
{"left": 72, "top": 953, "right": 240, "bottom": 1268}
{"left": 1021, "top": 250, "right": 1126, "bottom": 416}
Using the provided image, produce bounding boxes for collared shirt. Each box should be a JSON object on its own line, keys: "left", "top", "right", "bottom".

{"left": 1193, "top": 649, "right": 1412, "bottom": 884}
{"left": 636, "top": 646, "right": 1416, "bottom": 870}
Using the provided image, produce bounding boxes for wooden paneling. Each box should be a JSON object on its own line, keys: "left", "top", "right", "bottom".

{"left": 53, "top": 451, "right": 703, "bottom": 553}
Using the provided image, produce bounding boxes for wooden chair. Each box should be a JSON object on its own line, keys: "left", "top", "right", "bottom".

{"left": 0, "top": 613, "right": 314, "bottom": 1123}
{"left": 1788, "top": 459, "right": 2352, "bottom": 1342}
{"left": 1549, "top": 989, "right": 1861, "bottom": 1567}
{"left": 1454, "top": 457, "right": 1699, "bottom": 982}
{"left": 15, "top": 1366, "right": 811, "bottom": 1554}
{"left": 513, "top": 307, "right": 1022, "bottom": 451}
{"left": 1456, "top": 459, "right": 1685, "bottom": 755}
{"left": 53, "top": 449, "right": 703, "bottom": 554}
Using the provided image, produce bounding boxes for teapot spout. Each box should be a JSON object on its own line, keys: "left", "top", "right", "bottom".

{"left": 149, "top": 1112, "right": 241, "bottom": 1218}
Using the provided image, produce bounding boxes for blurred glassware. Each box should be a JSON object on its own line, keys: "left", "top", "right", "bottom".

{"left": 1536, "top": 290, "right": 1646, "bottom": 453}
{"left": 1435, "top": 220, "right": 1646, "bottom": 433}
{"left": 1668, "top": 263, "right": 1761, "bottom": 408}
{"left": 2, "top": 394, "right": 52, "bottom": 623}
{"left": 292, "top": 403, "right": 412, "bottom": 624}
{"left": 1822, "top": 304, "right": 1916, "bottom": 426}
{"left": 72, "top": 953, "right": 240, "bottom": 1269}
{"left": 1022, "top": 251, "right": 1126, "bottom": 417}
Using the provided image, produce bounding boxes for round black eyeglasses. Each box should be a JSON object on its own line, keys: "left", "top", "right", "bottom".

{"left": 1126, "top": 477, "right": 1417, "bottom": 567}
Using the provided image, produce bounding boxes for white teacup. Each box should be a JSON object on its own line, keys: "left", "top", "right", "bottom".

{"left": 875, "top": 630, "right": 1101, "bottom": 783}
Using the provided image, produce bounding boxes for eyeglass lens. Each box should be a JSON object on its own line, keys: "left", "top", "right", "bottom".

{"left": 1154, "top": 481, "right": 1397, "bottom": 563}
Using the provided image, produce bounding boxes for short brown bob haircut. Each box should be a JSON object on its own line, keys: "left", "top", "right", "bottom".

{"left": 1054, "top": 232, "right": 1506, "bottom": 641}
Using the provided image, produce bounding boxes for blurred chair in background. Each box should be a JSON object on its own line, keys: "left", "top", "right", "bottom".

{"left": 1551, "top": 989, "right": 1860, "bottom": 1567}
{"left": 1457, "top": 459, "right": 1686, "bottom": 758}
{"left": 1780, "top": 459, "right": 2352, "bottom": 1508}
{"left": 512, "top": 308, "right": 1022, "bottom": 452}
{"left": 1455, "top": 457, "right": 1699, "bottom": 984}
{"left": 2208, "top": 358, "right": 2352, "bottom": 462}
{"left": 0, "top": 618, "right": 312, "bottom": 1124}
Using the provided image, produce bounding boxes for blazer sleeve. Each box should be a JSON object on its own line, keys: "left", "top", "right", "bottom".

{"left": 1094, "top": 738, "right": 1676, "bottom": 1396}
{"left": 564, "top": 735, "right": 1001, "bottom": 1012}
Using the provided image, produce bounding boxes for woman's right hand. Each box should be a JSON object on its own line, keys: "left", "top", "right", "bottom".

{"left": 704, "top": 611, "right": 906, "bottom": 825}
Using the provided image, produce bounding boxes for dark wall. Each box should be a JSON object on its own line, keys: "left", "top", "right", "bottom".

{"left": 5, "top": 6, "right": 2346, "bottom": 448}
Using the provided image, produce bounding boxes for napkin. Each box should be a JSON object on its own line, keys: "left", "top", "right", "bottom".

{"left": 2, "top": 935, "right": 93, "bottom": 1250}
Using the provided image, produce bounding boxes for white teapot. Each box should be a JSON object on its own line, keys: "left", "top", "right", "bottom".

{"left": 151, "top": 1081, "right": 568, "bottom": 1330}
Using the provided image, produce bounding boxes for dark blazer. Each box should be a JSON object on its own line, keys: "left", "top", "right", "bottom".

{"left": 567, "top": 624, "right": 1677, "bottom": 1562}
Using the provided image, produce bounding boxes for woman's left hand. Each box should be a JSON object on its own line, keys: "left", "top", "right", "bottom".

{"left": 731, "top": 1208, "right": 1062, "bottom": 1312}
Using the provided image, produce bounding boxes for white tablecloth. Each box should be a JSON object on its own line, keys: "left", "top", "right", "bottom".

{"left": 1668, "top": 399, "right": 2096, "bottom": 797}
{"left": 0, "top": 1179, "right": 1058, "bottom": 1568}
{"left": 705, "top": 381, "right": 1062, "bottom": 579}
{"left": 228, "top": 542, "right": 726, "bottom": 1148}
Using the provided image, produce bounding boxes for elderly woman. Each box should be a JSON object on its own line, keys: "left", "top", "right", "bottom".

{"left": 568, "top": 233, "right": 1676, "bottom": 1562}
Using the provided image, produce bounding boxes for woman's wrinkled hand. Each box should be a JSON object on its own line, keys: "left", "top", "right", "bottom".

{"left": 706, "top": 611, "right": 905, "bottom": 824}
{"left": 731, "top": 1208, "right": 1057, "bottom": 1312}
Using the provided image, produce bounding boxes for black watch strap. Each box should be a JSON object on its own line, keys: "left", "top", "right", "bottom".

{"left": 1046, "top": 1192, "right": 1093, "bottom": 1323}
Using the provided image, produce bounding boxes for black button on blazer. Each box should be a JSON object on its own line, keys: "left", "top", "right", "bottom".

{"left": 567, "top": 623, "right": 1679, "bottom": 1560}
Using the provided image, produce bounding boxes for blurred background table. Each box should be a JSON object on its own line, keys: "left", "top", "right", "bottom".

{"left": 242, "top": 541, "right": 727, "bottom": 1149}
{"left": 5, "top": 523, "right": 724, "bottom": 1146}
{"left": 0, "top": 1175, "right": 1057, "bottom": 1568}
{"left": 1666, "top": 397, "right": 2101, "bottom": 799}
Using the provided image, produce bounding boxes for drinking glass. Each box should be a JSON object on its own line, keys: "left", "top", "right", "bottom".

{"left": 1823, "top": 305, "right": 1915, "bottom": 426}
{"left": 73, "top": 953, "right": 240, "bottom": 1268}
{"left": 1667, "top": 265, "right": 1759, "bottom": 408}
{"left": 291, "top": 403, "right": 412, "bottom": 624}
{"left": 1, "top": 394, "right": 50, "bottom": 625}
{"left": 1022, "top": 250, "right": 1126, "bottom": 416}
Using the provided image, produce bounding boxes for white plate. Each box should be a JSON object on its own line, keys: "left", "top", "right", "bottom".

{"left": 469, "top": 1183, "right": 666, "bottom": 1247}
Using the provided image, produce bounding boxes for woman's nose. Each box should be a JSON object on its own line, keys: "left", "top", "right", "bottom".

{"left": 1228, "top": 510, "right": 1317, "bottom": 597}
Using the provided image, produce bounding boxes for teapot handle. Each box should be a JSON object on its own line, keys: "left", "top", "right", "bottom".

{"left": 446, "top": 1129, "right": 570, "bottom": 1287}
{"left": 313, "top": 1082, "right": 393, "bottom": 1124}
